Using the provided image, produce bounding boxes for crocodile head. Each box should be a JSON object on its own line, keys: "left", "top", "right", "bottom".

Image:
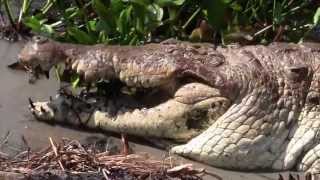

{"left": 20, "top": 37, "right": 232, "bottom": 141}
{"left": 18, "top": 36, "right": 71, "bottom": 78}
{"left": 20, "top": 38, "right": 320, "bottom": 172}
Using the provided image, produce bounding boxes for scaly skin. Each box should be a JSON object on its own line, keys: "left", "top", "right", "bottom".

{"left": 19, "top": 36, "right": 320, "bottom": 172}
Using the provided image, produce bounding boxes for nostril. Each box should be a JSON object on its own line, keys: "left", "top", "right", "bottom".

{"left": 307, "top": 92, "right": 320, "bottom": 105}
{"left": 308, "top": 97, "right": 319, "bottom": 105}
{"left": 211, "top": 102, "right": 216, "bottom": 108}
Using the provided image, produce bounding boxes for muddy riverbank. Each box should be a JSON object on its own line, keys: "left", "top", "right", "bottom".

{"left": 0, "top": 39, "right": 304, "bottom": 180}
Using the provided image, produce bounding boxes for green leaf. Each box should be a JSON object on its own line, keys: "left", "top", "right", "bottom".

{"left": 230, "top": 2, "right": 242, "bottom": 12}
{"left": 168, "top": 7, "right": 178, "bottom": 21}
{"left": 117, "top": 6, "right": 132, "bottom": 34}
{"left": 129, "top": 34, "right": 138, "bottom": 45}
{"left": 129, "top": 0, "right": 151, "bottom": 7}
{"left": 88, "top": 20, "right": 97, "bottom": 31}
{"left": 155, "top": 0, "right": 185, "bottom": 7}
{"left": 92, "top": 0, "right": 110, "bottom": 20}
{"left": 98, "top": 31, "right": 109, "bottom": 43}
{"left": 39, "top": 18, "right": 48, "bottom": 24}
{"left": 54, "top": 64, "right": 66, "bottom": 82}
{"left": 54, "top": 67, "right": 60, "bottom": 82}
{"left": 135, "top": 17, "right": 144, "bottom": 33}
{"left": 21, "top": 0, "right": 32, "bottom": 17}
{"left": 23, "top": 15, "right": 53, "bottom": 35}
{"left": 67, "top": 27, "right": 95, "bottom": 44}
{"left": 71, "top": 74, "right": 80, "bottom": 88}
{"left": 23, "top": 16, "right": 42, "bottom": 32}
{"left": 96, "top": 19, "right": 111, "bottom": 33}
{"left": 41, "top": 24, "right": 54, "bottom": 34}
{"left": 202, "top": 0, "right": 230, "bottom": 30}
{"left": 314, "top": 7, "right": 320, "bottom": 25}
{"left": 64, "top": 7, "right": 80, "bottom": 19}
{"left": 272, "top": 1, "right": 283, "bottom": 25}
{"left": 148, "top": 3, "right": 163, "bottom": 22}
{"left": 110, "top": 0, "right": 124, "bottom": 13}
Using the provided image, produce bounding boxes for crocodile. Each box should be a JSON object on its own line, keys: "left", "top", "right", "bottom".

{"left": 18, "top": 36, "right": 320, "bottom": 173}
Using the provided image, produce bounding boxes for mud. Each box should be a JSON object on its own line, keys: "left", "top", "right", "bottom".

{"left": 0, "top": 39, "right": 305, "bottom": 180}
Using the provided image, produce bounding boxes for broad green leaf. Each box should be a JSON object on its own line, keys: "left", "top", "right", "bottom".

{"left": 168, "top": 7, "right": 178, "bottom": 21}
{"left": 155, "top": 0, "right": 185, "bottom": 7}
{"left": 88, "top": 20, "right": 97, "bottom": 31}
{"left": 202, "top": 0, "right": 230, "bottom": 30}
{"left": 132, "top": 4, "right": 148, "bottom": 33}
{"left": 110, "top": 0, "right": 124, "bottom": 13}
{"left": 23, "top": 16, "right": 42, "bottom": 32}
{"left": 148, "top": 3, "right": 163, "bottom": 22}
{"left": 96, "top": 19, "right": 111, "bottom": 33}
{"left": 41, "top": 24, "right": 54, "bottom": 34}
{"left": 135, "top": 17, "right": 144, "bottom": 33}
{"left": 117, "top": 10, "right": 126, "bottom": 34}
{"left": 222, "top": 0, "right": 231, "bottom": 3}
{"left": 314, "top": 7, "right": 320, "bottom": 24}
{"left": 117, "top": 6, "right": 132, "bottom": 34}
{"left": 98, "top": 31, "right": 109, "bottom": 43}
{"left": 92, "top": 0, "right": 110, "bottom": 20}
{"left": 129, "top": 0, "right": 151, "bottom": 7}
{"left": 67, "top": 27, "right": 95, "bottom": 44}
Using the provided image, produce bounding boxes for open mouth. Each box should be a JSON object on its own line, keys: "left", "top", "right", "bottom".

{"left": 30, "top": 65, "right": 50, "bottom": 79}
{"left": 28, "top": 70, "right": 231, "bottom": 141}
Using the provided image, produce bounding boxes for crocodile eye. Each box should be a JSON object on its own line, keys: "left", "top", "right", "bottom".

{"left": 32, "top": 36, "right": 48, "bottom": 44}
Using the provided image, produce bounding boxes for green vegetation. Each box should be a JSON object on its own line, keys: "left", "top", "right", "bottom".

{"left": 1, "top": 0, "right": 320, "bottom": 89}
{"left": 1, "top": 0, "right": 320, "bottom": 45}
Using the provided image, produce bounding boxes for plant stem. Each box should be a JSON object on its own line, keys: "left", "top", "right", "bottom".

{"left": 75, "top": 0, "right": 92, "bottom": 33}
{"left": 254, "top": 24, "right": 272, "bottom": 37}
{"left": 3, "top": 0, "right": 16, "bottom": 28}
{"left": 18, "top": 0, "right": 31, "bottom": 24}
{"left": 41, "top": 0, "right": 55, "bottom": 15}
{"left": 182, "top": 7, "right": 201, "bottom": 30}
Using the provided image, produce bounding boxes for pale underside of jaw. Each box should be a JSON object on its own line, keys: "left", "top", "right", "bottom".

{"left": 28, "top": 80, "right": 231, "bottom": 141}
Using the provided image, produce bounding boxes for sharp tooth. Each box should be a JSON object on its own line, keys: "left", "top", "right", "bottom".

{"left": 119, "top": 71, "right": 124, "bottom": 81}
{"left": 71, "top": 60, "right": 79, "bottom": 70}
{"left": 40, "top": 106, "right": 46, "bottom": 113}
{"left": 133, "top": 77, "right": 139, "bottom": 86}
{"left": 28, "top": 98, "right": 35, "bottom": 109}
{"left": 76, "top": 60, "right": 86, "bottom": 74}
{"left": 44, "top": 71, "right": 50, "bottom": 79}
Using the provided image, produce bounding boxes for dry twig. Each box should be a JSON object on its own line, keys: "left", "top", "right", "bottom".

{"left": 0, "top": 138, "right": 210, "bottom": 180}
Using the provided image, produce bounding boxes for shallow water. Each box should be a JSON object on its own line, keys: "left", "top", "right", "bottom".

{"left": 0, "top": 39, "right": 304, "bottom": 180}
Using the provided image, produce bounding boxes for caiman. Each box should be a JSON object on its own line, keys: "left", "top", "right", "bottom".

{"left": 18, "top": 36, "right": 320, "bottom": 173}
